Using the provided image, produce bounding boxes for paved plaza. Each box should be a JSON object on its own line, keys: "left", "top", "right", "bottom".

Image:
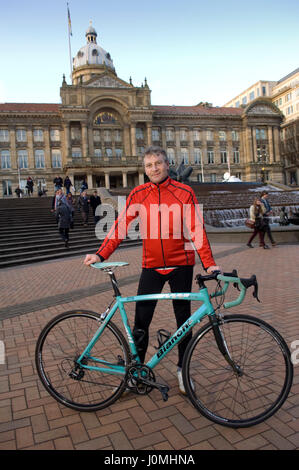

{"left": 0, "top": 241, "right": 298, "bottom": 450}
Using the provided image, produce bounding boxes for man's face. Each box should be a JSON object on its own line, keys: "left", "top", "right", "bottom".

{"left": 144, "top": 153, "right": 169, "bottom": 184}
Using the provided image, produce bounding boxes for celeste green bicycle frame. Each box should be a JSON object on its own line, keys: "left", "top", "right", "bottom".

{"left": 76, "top": 265, "right": 245, "bottom": 377}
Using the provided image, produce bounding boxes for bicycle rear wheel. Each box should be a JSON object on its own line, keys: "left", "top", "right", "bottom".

{"left": 35, "top": 310, "right": 130, "bottom": 412}
{"left": 182, "top": 314, "right": 293, "bottom": 428}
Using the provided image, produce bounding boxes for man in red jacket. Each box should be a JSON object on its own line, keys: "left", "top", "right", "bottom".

{"left": 84, "top": 146, "right": 220, "bottom": 394}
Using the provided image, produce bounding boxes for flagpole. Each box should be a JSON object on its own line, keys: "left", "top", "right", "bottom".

{"left": 67, "top": 3, "right": 73, "bottom": 81}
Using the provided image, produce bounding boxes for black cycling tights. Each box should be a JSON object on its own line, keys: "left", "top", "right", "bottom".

{"left": 133, "top": 266, "right": 194, "bottom": 368}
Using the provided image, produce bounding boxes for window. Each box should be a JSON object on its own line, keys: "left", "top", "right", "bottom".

{"left": 52, "top": 150, "right": 62, "bottom": 168}
{"left": 94, "top": 148, "right": 102, "bottom": 157}
{"left": 197, "top": 173, "right": 203, "bottom": 183}
{"left": 242, "top": 96, "right": 247, "bottom": 105}
{"left": 35, "top": 150, "right": 45, "bottom": 168}
{"left": 233, "top": 149, "right": 240, "bottom": 163}
{"left": 256, "top": 128, "right": 266, "bottom": 140}
{"left": 249, "top": 91, "right": 255, "bottom": 101}
{"left": 285, "top": 93, "right": 292, "bottom": 102}
{"left": 114, "top": 130, "right": 122, "bottom": 142}
{"left": 50, "top": 129, "right": 60, "bottom": 141}
{"left": 136, "top": 128, "right": 144, "bottom": 140}
{"left": 16, "top": 129, "right": 27, "bottom": 142}
{"left": 71, "top": 127, "right": 81, "bottom": 141}
{"left": 2, "top": 180, "right": 12, "bottom": 196}
{"left": 180, "top": 128, "right": 187, "bottom": 141}
{"left": 232, "top": 130, "right": 239, "bottom": 141}
{"left": 206, "top": 130, "right": 213, "bottom": 141}
{"left": 115, "top": 148, "right": 122, "bottom": 158}
{"left": 236, "top": 172, "right": 242, "bottom": 180}
{"left": 287, "top": 106, "right": 293, "bottom": 115}
{"left": 207, "top": 149, "right": 214, "bottom": 164}
{"left": 167, "top": 148, "right": 175, "bottom": 165}
{"left": 262, "top": 86, "right": 266, "bottom": 96}
{"left": 194, "top": 149, "right": 201, "bottom": 164}
{"left": 33, "top": 129, "right": 44, "bottom": 142}
{"left": 152, "top": 129, "right": 160, "bottom": 141}
{"left": 181, "top": 148, "right": 189, "bottom": 164}
{"left": 1, "top": 150, "right": 11, "bottom": 168}
{"left": 235, "top": 101, "right": 240, "bottom": 108}
{"left": 0, "top": 129, "right": 9, "bottom": 142}
{"left": 105, "top": 148, "right": 112, "bottom": 157}
{"left": 210, "top": 173, "right": 217, "bottom": 182}
{"left": 72, "top": 147, "right": 82, "bottom": 158}
{"left": 166, "top": 128, "right": 174, "bottom": 141}
{"left": 220, "top": 150, "right": 227, "bottom": 164}
{"left": 137, "top": 146, "right": 145, "bottom": 156}
{"left": 18, "top": 150, "right": 28, "bottom": 169}
{"left": 193, "top": 129, "right": 200, "bottom": 141}
{"left": 93, "top": 130, "right": 101, "bottom": 142}
{"left": 104, "top": 130, "right": 111, "bottom": 142}
{"left": 219, "top": 131, "right": 226, "bottom": 141}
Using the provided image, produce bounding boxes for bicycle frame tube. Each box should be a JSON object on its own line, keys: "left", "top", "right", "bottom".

{"left": 77, "top": 287, "right": 214, "bottom": 374}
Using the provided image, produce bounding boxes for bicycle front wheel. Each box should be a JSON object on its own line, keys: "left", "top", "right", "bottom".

{"left": 182, "top": 314, "right": 293, "bottom": 428}
{"left": 35, "top": 310, "right": 130, "bottom": 412}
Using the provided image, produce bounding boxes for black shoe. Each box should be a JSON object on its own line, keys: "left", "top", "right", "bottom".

{"left": 64, "top": 241, "right": 69, "bottom": 248}
{"left": 247, "top": 243, "right": 254, "bottom": 248}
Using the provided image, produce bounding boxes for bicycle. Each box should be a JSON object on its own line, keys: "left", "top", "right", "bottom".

{"left": 35, "top": 262, "right": 293, "bottom": 428}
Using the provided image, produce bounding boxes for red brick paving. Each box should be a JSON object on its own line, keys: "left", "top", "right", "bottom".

{"left": 0, "top": 242, "right": 298, "bottom": 450}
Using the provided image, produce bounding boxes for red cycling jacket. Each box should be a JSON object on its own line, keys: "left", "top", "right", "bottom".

{"left": 96, "top": 177, "right": 216, "bottom": 270}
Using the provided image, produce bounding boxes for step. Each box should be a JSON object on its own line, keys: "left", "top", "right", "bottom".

{"left": 0, "top": 239, "right": 141, "bottom": 269}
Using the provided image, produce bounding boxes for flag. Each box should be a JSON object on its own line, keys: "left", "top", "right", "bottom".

{"left": 67, "top": 3, "right": 72, "bottom": 36}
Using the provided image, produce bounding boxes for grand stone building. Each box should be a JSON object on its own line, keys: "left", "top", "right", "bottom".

{"left": 0, "top": 24, "right": 286, "bottom": 197}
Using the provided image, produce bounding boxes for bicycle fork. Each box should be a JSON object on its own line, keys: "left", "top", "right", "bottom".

{"left": 209, "top": 315, "right": 243, "bottom": 377}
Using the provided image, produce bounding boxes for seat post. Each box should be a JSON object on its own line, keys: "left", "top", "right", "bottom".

{"left": 108, "top": 271, "right": 121, "bottom": 297}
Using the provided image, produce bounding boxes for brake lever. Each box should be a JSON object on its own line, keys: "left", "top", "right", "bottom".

{"left": 253, "top": 280, "right": 261, "bottom": 303}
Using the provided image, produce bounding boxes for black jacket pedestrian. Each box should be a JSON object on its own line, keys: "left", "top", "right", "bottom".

{"left": 56, "top": 201, "right": 72, "bottom": 229}
{"left": 90, "top": 194, "right": 101, "bottom": 215}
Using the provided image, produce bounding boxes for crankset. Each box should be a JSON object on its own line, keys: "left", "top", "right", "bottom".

{"left": 126, "top": 364, "right": 169, "bottom": 401}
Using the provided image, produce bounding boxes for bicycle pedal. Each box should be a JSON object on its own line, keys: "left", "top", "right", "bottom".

{"left": 154, "top": 329, "right": 171, "bottom": 350}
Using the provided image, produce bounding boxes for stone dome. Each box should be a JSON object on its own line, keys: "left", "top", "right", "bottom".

{"left": 73, "top": 22, "right": 115, "bottom": 72}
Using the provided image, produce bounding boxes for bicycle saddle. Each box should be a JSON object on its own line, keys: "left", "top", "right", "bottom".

{"left": 91, "top": 262, "right": 129, "bottom": 270}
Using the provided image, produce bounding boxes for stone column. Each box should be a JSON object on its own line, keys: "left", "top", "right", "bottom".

{"left": 105, "top": 172, "right": 110, "bottom": 189}
{"left": 123, "top": 125, "right": 131, "bottom": 157}
{"left": 175, "top": 127, "right": 181, "bottom": 164}
{"left": 88, "top": 127, "right": 94, "bottom": 157}
{"left": 63, "top": 122, "right": 71, "bottom": 161}
{"left": 130, "top": 124, "right": 136, "bottom": 156}
{"left": 146, "top": 122, "right": 152, "bottom": 147}
{"left": 82, "top": 124, "right": 89, "bottom": 159}
{"left": 161, "top": 127, "right": 166, "bottom": 150}
{"left": 122, "top": 171, "right": 128, "bottom": 188}
{"left": 27, "top": 126, "right": 34, "bottom": 169}
{"left": 252, "top": 127, "right": 257, "bottom": 163}
{"left": 87, "top": 173, "right": 93, "bottom": 189}
{"left": 273, "top": 126, "right": 280, "bottom": 163}
{"left": 138, "top": 172, "right": 144, "bottom": 185}
{"left": 10, "top": 127, "right": 17, "bottom": 170}
{"left": 188, "top": 127, "right": 194, "bottom": 163}
{"left": 267, "top": 126, "right": 274, "bottom": 163}
{"left": 44, "top": 127, "right": 51, "bottom": 169}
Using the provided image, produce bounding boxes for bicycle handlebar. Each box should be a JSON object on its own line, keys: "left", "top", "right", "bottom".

{"left": 195, "top": 270, "right": 260, "bottom": 309}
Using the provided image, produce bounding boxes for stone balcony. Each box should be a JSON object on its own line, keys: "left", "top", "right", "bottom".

{"left": 64, "top": 155, "right": 143, "bottom": 169}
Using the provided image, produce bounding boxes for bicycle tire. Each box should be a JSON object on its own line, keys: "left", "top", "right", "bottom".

{"left": 35, "top": 310, "right": 130, "bottom": 412}
{"left": 182, "top": 314, "right": 293, "bottom": 428}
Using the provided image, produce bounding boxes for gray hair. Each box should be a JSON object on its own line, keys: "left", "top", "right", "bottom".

{"left": 144, "top": 146, "right": 169, "bottom": 164}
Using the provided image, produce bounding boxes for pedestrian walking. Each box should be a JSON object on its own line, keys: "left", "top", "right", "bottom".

{"left": 247, "top": 198, "right": 269, "bottom": 249}
{"left": 26, "top": 177, "right": 34, "bottom": 196}
{"left": 89, "top": 190, "right": 102, "bottom": 223}
{"left": 15, "top": 186, "right": 23, "bottom": 198}
{"left": 64, "top": 176, "right": 73, "bottom": 195}
{"left": 279, "top": 206, "right": 289, "bottom": 226}
{"left": 53, "top": 176, "right": 63, "bottom": 191}
{"left": 78, "top": 190, "right": 90, "bottom": 226}
{"left": 56, "top": 198, "right": 72, "bottom": 248}
{"left": 260, "top": 190, "right": 276, "bottom": 246}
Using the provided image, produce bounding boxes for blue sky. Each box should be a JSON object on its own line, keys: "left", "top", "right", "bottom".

{"left": 0, "top": 0, "right": 298, "bottom": 106}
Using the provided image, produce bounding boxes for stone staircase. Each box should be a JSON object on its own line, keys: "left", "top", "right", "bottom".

{"left": 0, "top": 196, "right": 141, "bottom": 269}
